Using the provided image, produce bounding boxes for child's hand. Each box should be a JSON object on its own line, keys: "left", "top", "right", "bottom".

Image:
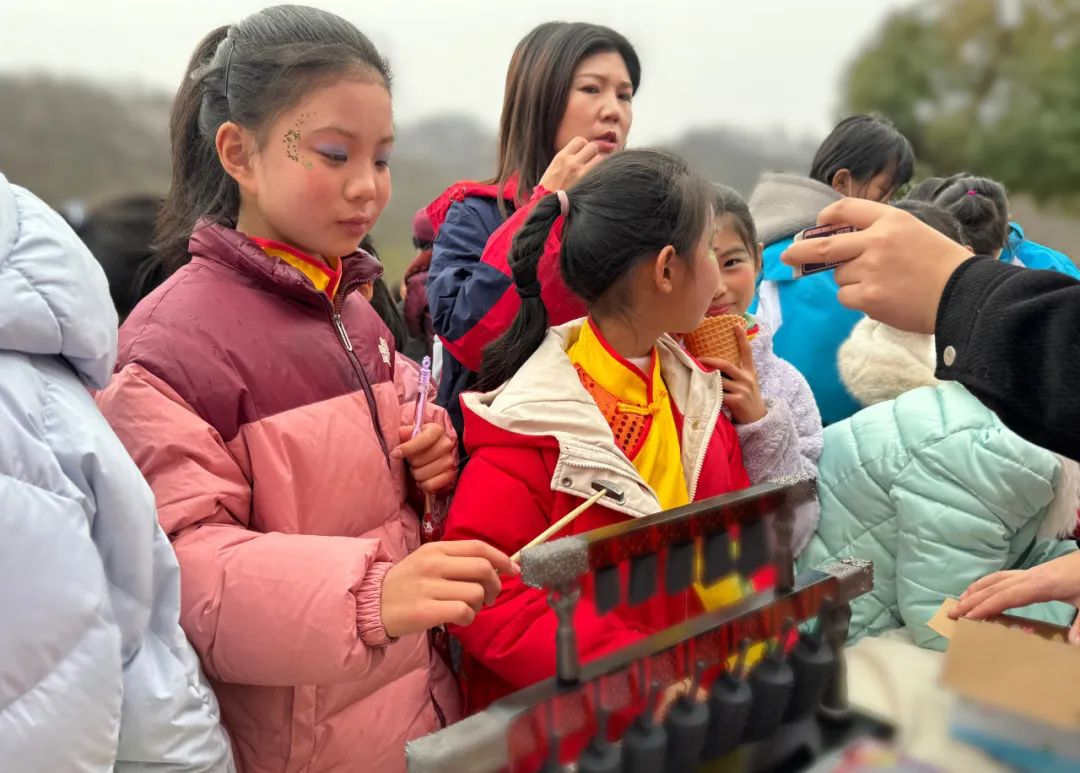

{"left": 653, "top": 678, "right": 708, "bottom": 722}
{"left": 380, "top": 540, "right": 519, "bottom": 638}
{"left": 701, "top": 328, "right": 767, "bottom": 424}
{"left": 539, "top": 137, "right": 602, "bottom": 193}
{"left": 393, "top": 424, "right": 456, "bottom": 493}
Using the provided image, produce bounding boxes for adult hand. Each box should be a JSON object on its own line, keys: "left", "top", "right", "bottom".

{"left": 950, "top": 551, "right": 1080, "bottom": 644}
{"left": 394, "top": 423, "right": 456, "bottom": 493}
{"left": 381, "top": 540, "right": 519, "bottom": 638}
{"left": 781, "top": 199, "right": 973, "bottom": 334}
{"left": 538, "top": 137, "right": 603, "bottom": 193}
{"left": 700, "top": 328, "right": 766, "bottom": 424}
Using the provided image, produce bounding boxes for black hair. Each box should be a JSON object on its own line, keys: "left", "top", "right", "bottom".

{"left": 77, "top": 194, "right": 162, "bottom": 320}
{"left": 477, "top": 149, "right": 713, "bottom": 391}
{"left": 911, "top": 174, "right": 1009, "bottom": 257}
{"left": 369, "top": 278, "right": 408, "bottom": 353}
{"left": 810, "top": 115, "right": 915, "bottom": 197}
{"left": 153, "top": 5, "right": 391, "bottom": 276}
{"left": 712, "top": 183, "right": 759, "bottom": 263}
{"left": 412, "top": 235, "right": 434, "bottom": 251}
{"left": 357, "top": 235, "right": 408, "bottom": 352}
{"left": 906, "top": 175, "right": 949, "bottom": 203}
{"left": 893, "top": 200, "right": 965, "bottom": 245}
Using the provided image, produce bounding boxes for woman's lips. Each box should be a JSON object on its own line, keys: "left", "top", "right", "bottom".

{"left": 594, "top": 132, "right": 619, "bottom": 154}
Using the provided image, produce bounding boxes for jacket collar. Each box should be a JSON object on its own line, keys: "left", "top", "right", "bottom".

{"left": 188, "top": 220, "right": 383, "bottom": 308}
{"left": 425, "top": 176, "right": 520, "bottom": 234}
{"left": 1003, "top": 221, "right": 1025, "bottom": 261}
{"left": 462, "top": 319, "right": 725, "bottom": 518}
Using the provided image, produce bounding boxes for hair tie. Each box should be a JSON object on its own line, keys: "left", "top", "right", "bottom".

{"left": 966, "top": 189, "right": 978, "bottom": 196}
{"left": 556, "top": 189, "right": 569, "bottom": 218}
{"left": 223, "top": 35, "right": 236, "bottom": 106}
{"left": 516, "top": 279, "right": 542, "bottom": 300}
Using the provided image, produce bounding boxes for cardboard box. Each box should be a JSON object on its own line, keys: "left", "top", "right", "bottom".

{"left": 938, "top": 614, "right": 1080, "bottom": 771}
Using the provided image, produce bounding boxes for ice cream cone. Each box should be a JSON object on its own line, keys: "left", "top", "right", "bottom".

{"left": 684, "top": 314, "right": 747, "bottom": 364}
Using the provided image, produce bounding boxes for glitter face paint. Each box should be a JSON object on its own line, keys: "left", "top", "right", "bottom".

{"left": 283, "top": 112, "right": 314, "bottom": 169}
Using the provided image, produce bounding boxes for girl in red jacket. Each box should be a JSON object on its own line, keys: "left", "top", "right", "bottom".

{"left": 426, "top": 21, "right": 640, "bottom": 446}
{"left": 95, "top": 7, "right": 514, "bottom": 772}
{"left": 442, "top": 149, "right": 752, "bottom": 713}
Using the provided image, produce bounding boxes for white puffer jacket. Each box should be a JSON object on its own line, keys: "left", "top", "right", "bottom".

{"left": 0, "top": 174, "right": 233, "bottom": 771}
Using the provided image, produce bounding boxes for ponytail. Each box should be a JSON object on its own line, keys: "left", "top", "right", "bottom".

{"left": 931, "top": 175, "right": 1009, "bottom": 257}
{"left": 477, "top": 149, "right": 713, "bottom": 392}
{"left": 153, "top": 25, "right": 234, "bottom": 276}
{"left": 476, "top": 195, "right": 563, "bottom": 391}
{"left": 893, "top": 199, "right": 965, "bottom": 245}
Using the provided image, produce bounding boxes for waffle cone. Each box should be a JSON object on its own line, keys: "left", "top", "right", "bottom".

{"left": 684, "top": 314, "right": 746, "bottom": 364}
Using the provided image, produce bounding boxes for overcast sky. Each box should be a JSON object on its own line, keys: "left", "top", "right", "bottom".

{"left": 1, "top": 0, "right": 917, "bottom": 144}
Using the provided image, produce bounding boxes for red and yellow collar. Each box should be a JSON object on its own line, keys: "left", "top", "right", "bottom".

{"left": 251, "top": 237, "right": 342, "bottom": 300}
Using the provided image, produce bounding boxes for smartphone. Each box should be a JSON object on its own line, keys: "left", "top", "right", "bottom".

{"left": 792, "top": 224, "right": 857, "bottom": 278}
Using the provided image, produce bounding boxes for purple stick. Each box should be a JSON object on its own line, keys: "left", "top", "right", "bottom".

{"left": 412, "top": 356, "right": 432, "bottom": 438}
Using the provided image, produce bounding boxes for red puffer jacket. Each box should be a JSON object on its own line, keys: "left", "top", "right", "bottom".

{"left": 443, "top": 320, "right": 751, "bottom": 714}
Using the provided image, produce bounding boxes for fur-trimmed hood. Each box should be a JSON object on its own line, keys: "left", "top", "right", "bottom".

{"left": 838, "top": 318, "right": 939, "bottom": 407}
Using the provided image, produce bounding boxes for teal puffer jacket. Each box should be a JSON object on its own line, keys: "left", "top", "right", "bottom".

{"left": 798, "top": 320, "right": 1078, "bottom": 650}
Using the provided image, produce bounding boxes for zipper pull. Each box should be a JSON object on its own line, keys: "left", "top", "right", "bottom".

{"left": 333, "top": 314, "right": 354, "bottom": 352}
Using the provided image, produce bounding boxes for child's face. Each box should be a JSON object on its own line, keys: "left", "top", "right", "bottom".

{"left": 664, "top": 226, "right": 721, "bottom": 335}
{"left": 237, "top": 77, "right": 394, "bottom": 260}
{"left": 707, "top": 217, "right": 759, "bottom": 317}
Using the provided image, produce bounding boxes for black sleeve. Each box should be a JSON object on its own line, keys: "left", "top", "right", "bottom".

{"left": 935, "top": 256, "right": 1080, "bottom": 460}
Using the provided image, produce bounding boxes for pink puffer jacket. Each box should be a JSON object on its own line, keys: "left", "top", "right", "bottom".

{"left": 96, "top": 222, "right": 460, "bottom": 773}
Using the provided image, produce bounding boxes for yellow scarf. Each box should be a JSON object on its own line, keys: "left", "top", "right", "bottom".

{"left": 567, "top": 320, "right": 690, "bottom": 511}
{"left": 568, "top": 320, "right": 749, "bottom": 614}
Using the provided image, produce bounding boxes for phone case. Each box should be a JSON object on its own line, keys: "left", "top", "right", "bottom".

{"left": 792, "top": 224, "right": 856, "bottom": 278}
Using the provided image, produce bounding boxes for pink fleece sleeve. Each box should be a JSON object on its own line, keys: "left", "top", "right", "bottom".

{"left": 97, "top": 364, "right": 394, "bottom": 686}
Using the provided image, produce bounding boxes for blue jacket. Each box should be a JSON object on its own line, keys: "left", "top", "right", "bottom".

{"left": 426, "top": 193, "right": 510, "bottom": 442}
{"left": 1003, "top": 222, "right": 1080, "bottom": 277}
{"left": 798, "top": 319, "right": 1079, "bottom": 650}
{"left": 0, "top": 175, "right": 233, "bottom": 771}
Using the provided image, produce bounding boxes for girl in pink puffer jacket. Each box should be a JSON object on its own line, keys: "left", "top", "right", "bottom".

{"left": 96, "top": 7, "right": 514, "bottom": 772}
